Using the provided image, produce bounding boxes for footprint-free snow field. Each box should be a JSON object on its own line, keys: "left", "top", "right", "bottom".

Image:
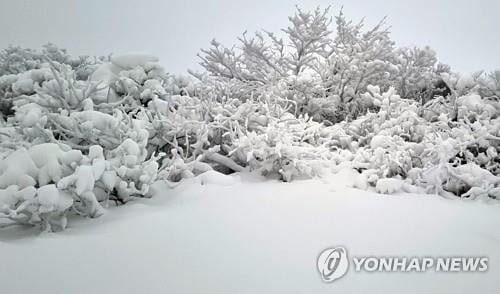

{"left": 1, "top": 173, "right": 498, "bottom": 294}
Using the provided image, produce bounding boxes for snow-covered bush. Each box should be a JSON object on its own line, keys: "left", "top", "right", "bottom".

{"left": 198, "top": 7, "right": 450, "bottom": 123}
{"left": 0, "top": 54, "right": 168, "bottom": 231}
{"left": 0, "top": 43, "right": 102, "bottom": 79}
{"left": 320, "top": 12, "right": 395, "bottom": 104}
{"left": 0, "top": 140, "right": 160, "bottom": 231}
{"left": 392, "top": 46, "right": 450, "bottom": 102}
{"left": 229, "top": 115, "right": 335, "bottom": 181}
{"left": 0, "top": 45, "right": 104, "bottom": 119}
{"left": 331, "top": 85, "right": 500, "bottom": 198}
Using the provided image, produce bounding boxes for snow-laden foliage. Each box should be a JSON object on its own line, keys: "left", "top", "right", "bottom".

{"left": 198, "top": 6, "right": 450, "bottom": 123}
{"left": 340, "top": 86, "right": 500, "bottom": 198}
{"left": 0, "top": 44, "right": 104, "bottom": 117}
{"left": 0, "top": 142, "right": 159, "bottom": 231}
{"left": 1, "top": 7, "right": 499, "bottom": 232}
{"left": 229, "top": 114, "right": 336, "bottom": 181}
{"left": 0, "top": 43, "right": 103, "bottom": 80}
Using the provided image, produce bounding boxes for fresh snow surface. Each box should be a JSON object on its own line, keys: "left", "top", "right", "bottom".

{"left": 1, "top": 172, "right": 499, "bottom": 294}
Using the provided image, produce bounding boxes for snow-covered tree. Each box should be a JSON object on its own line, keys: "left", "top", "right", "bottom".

{"left": 198, "top": 6, "right": 450, "bottom": 123}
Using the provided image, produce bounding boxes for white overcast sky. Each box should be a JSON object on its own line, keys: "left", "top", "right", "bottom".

{"left": 1, "top": 0, "right": 499, "bottom": 74}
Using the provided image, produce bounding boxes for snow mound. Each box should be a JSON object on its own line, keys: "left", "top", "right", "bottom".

{"left": 111, "top": 54, "right": 159, "bottom": 70}
{"left": 456, "top": 73, "right": 476, "bottom": 91}
{"left": 197, "top": 170, "right": 236, "bottom": 186}
{"left": 91, "top": 53, "right": 161, "bottom": 87}
{"left": 370, "top": 135, "right": 393, "bottom": 149}
{"left": 0, "top": 148, "right": 39, "bottom": 189}
{"left": 457, "top": 94, "right": 482, "bottom": 110}
{"left": 328, "top": 168, "right": 368, "bottom": 190}
{"left": 375, "top": 178, "right": 423, "bottom": 194}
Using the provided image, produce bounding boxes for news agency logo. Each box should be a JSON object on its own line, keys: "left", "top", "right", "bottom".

{"left": 317, "top": 246, "right": 349, "bottom": 282}
{"left": 317, "top": 246, "right": 489, "bottom": 283}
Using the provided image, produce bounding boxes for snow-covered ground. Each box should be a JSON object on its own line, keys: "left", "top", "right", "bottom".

{"left": 1, "top": 172, "right": 498, "bottom": 294}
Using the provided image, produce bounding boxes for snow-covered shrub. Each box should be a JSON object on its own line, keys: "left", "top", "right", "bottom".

{"left": 331, "top": 84, "right": 500, "bottom": 199}
{"left": 198, "top": 6, "right": 449, "bottom": 123}
{"left": 164, "top": 74, "right": 195, "bottom": 96}
{"left": 0, "top": 140, "right": 160, "bottom": 231}
{"left": 229, "top": 115, "right": 335, "bottom": 181}
{"left": 392, "top": 46, "right": 450, "bottom": 103}
{"left": 0, "top": 48, "right": 103, "bottom": 119}
{"left": 0, "top": 46, "right": 43, "bottom": 76}
{"left": 0, "top": 44, "right": 102, "bottom": 79}
{"left": 149, "top": 92, "right": 292, "bottom": 181}
{"left": 109, "top": 55, "right": 167, "bottom": 106}
{"left": 0, "top": 54, "right": 169, "bottom": 231}
{"left": 320, "top": 12, "right": 395, "bottom": 103}
{"left": 477, "top": 70, "right": 500, "bottom": 100}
